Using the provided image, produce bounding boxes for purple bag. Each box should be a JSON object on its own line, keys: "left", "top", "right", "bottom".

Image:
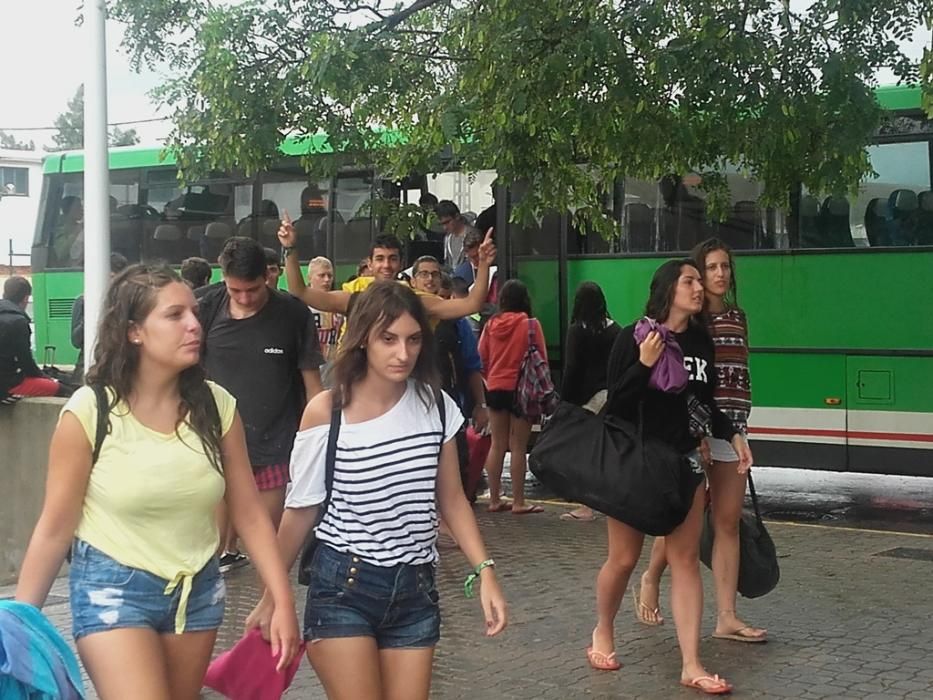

{"left": 633, "top": 317, "right": 689, "bottom": 393}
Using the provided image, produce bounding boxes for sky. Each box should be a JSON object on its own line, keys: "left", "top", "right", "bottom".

{"left": 0, "top": 1, "right": 928, "bottom": 151}
{"left": 0, "top": 3, "right": 174, "bottom": 148}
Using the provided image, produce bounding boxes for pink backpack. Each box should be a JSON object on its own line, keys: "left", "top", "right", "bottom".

{"left": 516, "top": 318, "right": 559, "bottom": 419}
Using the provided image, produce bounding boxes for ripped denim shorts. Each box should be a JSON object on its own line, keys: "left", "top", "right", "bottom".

{"left": 69, "top": 539, "right": 225, "bottom": 640}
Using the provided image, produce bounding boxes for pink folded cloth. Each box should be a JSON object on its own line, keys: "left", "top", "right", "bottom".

{"left": 203, "top": 628, "right": 305, "bottom": 700}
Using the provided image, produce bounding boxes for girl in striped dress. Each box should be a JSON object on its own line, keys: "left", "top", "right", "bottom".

{"left": 633, "top": 239, "right": 766, "bottom": 645}
{"left": 246, "top": 281, "right": 507, "bottom": 700}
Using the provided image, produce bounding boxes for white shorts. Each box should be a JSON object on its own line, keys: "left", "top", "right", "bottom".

{"left": 708, "top": 437, "right": 738, "bottom": 463}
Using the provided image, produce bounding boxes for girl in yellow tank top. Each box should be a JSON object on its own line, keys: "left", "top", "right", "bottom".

{"left": 16, "top": 264, "right": 300, "bottom": 699}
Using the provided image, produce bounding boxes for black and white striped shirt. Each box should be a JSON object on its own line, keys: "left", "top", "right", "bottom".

{"left": 285, "top": 382, "right": 464, "bottom": 566}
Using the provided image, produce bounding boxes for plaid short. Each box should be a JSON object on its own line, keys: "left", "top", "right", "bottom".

{"left": 253, "top": 462, "right": 289, "bottom": 491}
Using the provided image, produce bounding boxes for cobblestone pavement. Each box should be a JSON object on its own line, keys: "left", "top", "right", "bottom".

{"left": 6, "top": 502, "right": 933, "bottom": 699}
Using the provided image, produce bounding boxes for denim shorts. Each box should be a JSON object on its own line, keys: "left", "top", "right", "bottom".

{"left": 303, "top": 544, "right": 441, "bottom": 649}
{"left": 69, "top": 539, "right": 225, "bottom": 640}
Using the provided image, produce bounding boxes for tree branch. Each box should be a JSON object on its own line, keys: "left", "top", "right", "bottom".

{"left": 373, "top": 0, "right": 447, "bottom": 34}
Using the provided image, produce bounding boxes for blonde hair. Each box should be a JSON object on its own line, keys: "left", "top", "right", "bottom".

{"left": 308, "top": 256, "right": 333, "bottom": 273}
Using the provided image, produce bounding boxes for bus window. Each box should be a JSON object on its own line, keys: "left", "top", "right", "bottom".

{"left": 621, "top": 170, "right": 782, "bottom": 254}
{"left": 334, "top": 173, "right": 375, "bottom": 266}
{"left": 856, "top": 142, "right": 930, "bottom": 247}
{"left": 141, "top": 177, "right": 249, "bottom": 265}
{"left": 45, "top": 173, "right": 85, "bottom": 269}
{"left": 109, "top": 169, "right": 144, "bottom": 262}
{"left": 261, "top": 173, "right": 331, "bottom": 260}
{"left": 801, "top": 142, "right": 931, "bottom": 249}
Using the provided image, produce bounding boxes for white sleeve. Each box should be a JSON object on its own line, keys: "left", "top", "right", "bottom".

{"left": 440, "top": 390, "right": 465, "bottom": 442}
{"left": 285, "top": 426, "right": 328, "bottom": 508}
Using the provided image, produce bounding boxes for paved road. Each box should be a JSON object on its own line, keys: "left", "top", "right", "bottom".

{"left": 10, "top": 490, "right": 933, "bottom": 699}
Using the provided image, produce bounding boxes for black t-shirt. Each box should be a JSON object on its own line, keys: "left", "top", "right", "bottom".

{"left": 201, "top": 288, "right": 323, "bottom": 466}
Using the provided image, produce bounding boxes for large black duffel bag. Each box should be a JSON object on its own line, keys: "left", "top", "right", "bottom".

{"left": 529, "top": 401, "right": 700, "bottom": 536}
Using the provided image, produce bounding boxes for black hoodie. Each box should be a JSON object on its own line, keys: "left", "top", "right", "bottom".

{"left": 0, "top": 299, "right": 43, "bottom": 395}
{"left": 605, "top": 321, "right": 737, "bottom": 455}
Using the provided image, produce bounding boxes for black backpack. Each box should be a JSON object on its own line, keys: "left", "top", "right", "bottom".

{"left": 433, "top": 319, "right": 465, "bottom": 399}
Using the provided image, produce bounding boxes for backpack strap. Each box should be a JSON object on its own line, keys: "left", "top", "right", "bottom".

{"left": 90, "top": 384, "right": 110, "bottom": 464}
{"left": 315, "top": 397, "right": 343, "bottom": 527}
{"left": 436, "top": 389, "right": 447, "bottom": 455}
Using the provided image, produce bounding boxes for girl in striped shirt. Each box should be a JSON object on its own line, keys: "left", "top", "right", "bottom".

{"left": 247, "top": 280, "right": 507, "bottom": 700}
{"left": 635, "top": 238, "right": 766, "bottom": 645}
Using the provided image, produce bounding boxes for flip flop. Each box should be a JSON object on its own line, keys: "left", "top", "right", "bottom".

{"left": 585, "top": 631, "right": 621, "bottom": 671}
{"left": 560, "top": 509, "right": 596, "bottom": 521}
{"left": 512, "top": 504, "right": 544, "bottom": 515}
{"left": 486, "top": 501, "right": 513, "bottom": 513}
{"left": 632, "top": 584, "right": 664, "bottom": 626}
{"left": 680, "top": 675, "right": 733, "bottom": 695}
{"left": 712, "top": 626, "right": 768, "bottom": 643}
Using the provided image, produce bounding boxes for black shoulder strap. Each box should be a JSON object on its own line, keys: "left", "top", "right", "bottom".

{"left": 436, "top": 389, "right": 447, "bottom": 454}
{"left": 315, "top": 397, "right": 342, "bottom": 526}
{"left": 90, "top": 384, "right": 109, "bottom": 464}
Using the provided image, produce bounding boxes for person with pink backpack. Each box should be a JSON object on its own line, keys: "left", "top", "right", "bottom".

{"left": 479, "top": 279, "right": 555, "bottom": 515}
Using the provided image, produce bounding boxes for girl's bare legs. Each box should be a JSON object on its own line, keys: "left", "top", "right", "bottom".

{"left": 483, "top": 408, "right": 512, "bottom": 510}
{"left": 637, "top": 536, "right": 668, "bottom": 624}
{"left": 380, "top": 648, "right": 435, "bottom": 700}
{"left": 507, "top": 416, "right": 534, "bottom": 511}
{"left": 707, "top": 460, "right": 766, "bottom": 639}
{"left": 665, "top": 484, "right": 730, "bottom": 688}
{"left": 308, "top": 637, "right": 383, "bottom": 700}
{"left": 593, "top": 517, "right": 645, "bottom": 655}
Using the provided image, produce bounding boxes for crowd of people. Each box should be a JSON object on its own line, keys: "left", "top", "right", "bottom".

{"left": 9, "top": 188, "right": 763, "bottom": 696}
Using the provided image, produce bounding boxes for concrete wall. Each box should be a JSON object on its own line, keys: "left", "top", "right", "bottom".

{"left": 0, "top": 397, "right": 63, "bottom": 584}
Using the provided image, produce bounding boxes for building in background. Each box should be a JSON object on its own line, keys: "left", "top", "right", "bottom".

{"left": 0, "top": 150, "right": 43, "bottom": 273}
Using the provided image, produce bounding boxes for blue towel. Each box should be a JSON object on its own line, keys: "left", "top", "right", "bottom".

{"left": 0, "top": 600, "right": 84, "bottom": 699}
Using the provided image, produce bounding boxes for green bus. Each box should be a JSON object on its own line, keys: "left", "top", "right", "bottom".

{"left": 31, "top": 85, "right": 933, "bottom": 476}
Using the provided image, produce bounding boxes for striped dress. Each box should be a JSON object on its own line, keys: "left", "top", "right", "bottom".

{"left": 708, "top": 308, "right": 751, "bottom": 434}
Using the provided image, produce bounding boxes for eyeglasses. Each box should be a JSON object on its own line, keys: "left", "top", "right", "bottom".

{"left": 415, "top": 270, "right": 442, "bottom": 280}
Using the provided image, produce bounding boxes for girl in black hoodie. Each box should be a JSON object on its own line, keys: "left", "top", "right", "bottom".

{"left": 587, "top": 259, "right": 752, "bottom": 696}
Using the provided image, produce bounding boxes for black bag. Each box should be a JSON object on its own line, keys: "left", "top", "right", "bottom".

{"left": 297, "top": 392, "right": 448, "bottom": 585}
{"left": 699, "top": 473, "right": 780, "bottom": 599}
{"left": 529, "top": 401, "right": 699, "bottom": 536}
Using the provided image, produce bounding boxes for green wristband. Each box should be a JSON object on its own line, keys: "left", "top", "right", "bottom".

{"left": 463, "top": 559, "right": 495, "bottom": 598}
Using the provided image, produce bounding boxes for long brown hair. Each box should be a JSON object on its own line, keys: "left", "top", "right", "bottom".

{"left": 85, "top": 264, "right": 223, "bottom": 471}
{"left": 331, "top": 281, "right": 439, "bottom": 408}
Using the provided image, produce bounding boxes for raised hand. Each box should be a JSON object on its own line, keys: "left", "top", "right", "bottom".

{"left": 478, "top": 227, "right": 497, "bottom": 266}
{"left": 277, "top": 210, "right": 297, "bottom": 249}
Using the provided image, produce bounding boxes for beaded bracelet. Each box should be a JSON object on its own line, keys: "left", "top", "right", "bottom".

{"left": 463, "top": 559, "right": 495, "bottom": 598}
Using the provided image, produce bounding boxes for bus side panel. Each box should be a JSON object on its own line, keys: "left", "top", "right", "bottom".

{"left": 566, "top": 257, "right": 658, "bottom": 327}
{"left": 846, "top": 355, "right": 933, "bottom": 477}
{"left": 741, "top": 251, "right": 933, "bottom": 352}
{"left": 34, "top": 271, "right": 83, "bottom": 366}
{"left": 747, "top": 353, "right": 848, "bottom": 470}
{"left": 516, "top": 258, "right": 561, "bottom": 362}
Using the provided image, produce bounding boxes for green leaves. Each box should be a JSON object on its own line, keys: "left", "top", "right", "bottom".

{"left": 111, "top": 0, "right": 930, "bottom": 233}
